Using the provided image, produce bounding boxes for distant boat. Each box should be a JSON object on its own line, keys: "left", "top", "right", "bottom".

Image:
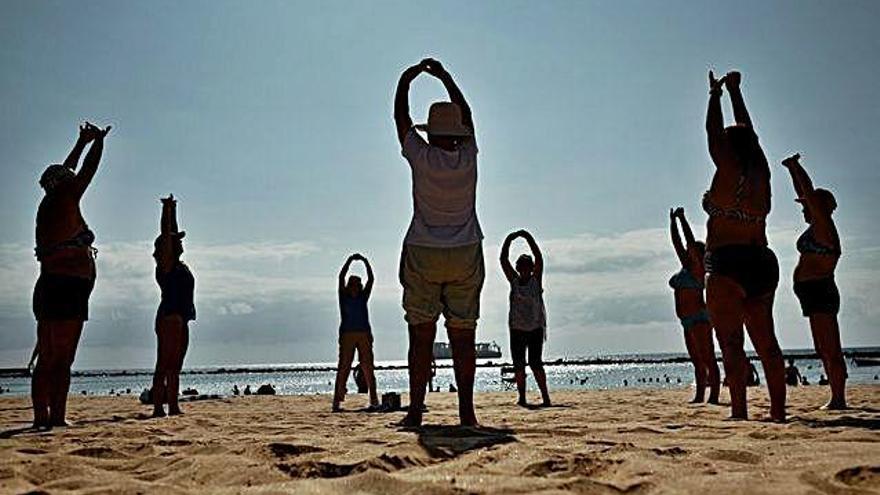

{"left": 853, "top": 357, "right": 880, "bottom": 367}
{"left": 433, "top": 341, "right": 502, "bottom": 360}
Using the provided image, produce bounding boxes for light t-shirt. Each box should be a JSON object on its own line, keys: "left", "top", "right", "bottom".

{"left": 401, "top": 128, "right": 483, "bottom": 248}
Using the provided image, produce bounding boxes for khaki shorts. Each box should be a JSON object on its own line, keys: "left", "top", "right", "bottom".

{"left": 399, "top": 242, "right": 484, "bottom": 329}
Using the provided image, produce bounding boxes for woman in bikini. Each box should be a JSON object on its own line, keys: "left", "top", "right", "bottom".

{"left": 668, "top": 207, "right": 720, "bottom": 404}
{"left": 32, "top": 122, "right": 110, "bottom": 429}
{"left": 782, "top": 153, "right": 847, "bottom": 409}
{"left": 703, "top": 70, "right": 786, "bottom": 421}
{"left": 151, "top": 194, "right": 196, "bottom": 417}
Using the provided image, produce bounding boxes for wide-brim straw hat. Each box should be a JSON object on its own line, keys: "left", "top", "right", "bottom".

{"left": 415, "top": 102, "right": 472, "bottom": 137}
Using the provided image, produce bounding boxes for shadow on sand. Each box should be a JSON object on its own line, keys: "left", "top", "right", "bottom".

{"left": 400, "top": 424, "right": 517, "bottom": 459}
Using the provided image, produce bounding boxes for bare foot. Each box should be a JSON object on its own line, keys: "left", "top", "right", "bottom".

{"left": 517, "top": 399, "right": 528, "bottom": 407}
{"left": 50, "top": 419, "right": 71, "bottom": 427}
{"left": 152, "top": 408, "right": 167, "bottom": 418}
{"left": 397, "top": 411, "right": 423, "bottom": 427}
{"left": 541, "top": 399, "right": 552, "bottom": 407}
{"left": 168, "top": 408, "right": 183, "bottom": 416}
{"left": 459, "top": 412, "right": 478, "bottom": 427}
{"left": 820, "top": 400, "right": 848, "bottom": 411}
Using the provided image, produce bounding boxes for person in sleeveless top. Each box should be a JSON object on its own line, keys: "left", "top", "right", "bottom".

{"left": 394, "top": 58, "right": 485, "bottom": 426}
{"left": 668, "top": 208, "right": 720, "bottom": 404}
{"left": 500, "top": 230, "right": 551, "bottom": 407}
{"left": 32, "top": 122, "right": 110, "bottom": 429}
{"left": 782, "top": 153, "right": 847, "bottom": 409}
{"left": 332, "top": 253, "right": 379, "bottom": 412}
{"left": 151, "top": 194, "right": 196, "bottom": 417}
{"left": 703, "top": 70, "right": 785, "bottom": 421}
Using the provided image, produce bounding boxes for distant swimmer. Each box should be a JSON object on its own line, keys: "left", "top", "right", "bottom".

{"left": 785, "top": 359, "right": 803, "bottom": 387}
{"left": 394, "top": 58, "right": 483, "bottom": 427}
{"left": 500, "top": 229, "right": 551, "bottom": 407}
{"left": 332, "top": 253, "right": 379, "bottom": 412}
{"left": 781, "top": 153, "right": 847, "bottom": 409}
{"left": 668, "top": 207, "right": 721, "bottom": 404}
{"left": 32, "top": 122, "right": 110, "bottom": 429}
{"left": 150, "top": 195, "right": 195, "bottom": 417}
{"left": 703, "top": 70, "right": 785, "bottom": 421}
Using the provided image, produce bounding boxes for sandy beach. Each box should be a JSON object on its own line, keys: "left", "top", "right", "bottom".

{"left": 1, "top": 386, "right": 878, "bottom": 494}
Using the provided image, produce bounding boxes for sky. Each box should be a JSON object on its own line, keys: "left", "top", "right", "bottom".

{"left": 1, "top": 1, "right": 878, "bottom": 368}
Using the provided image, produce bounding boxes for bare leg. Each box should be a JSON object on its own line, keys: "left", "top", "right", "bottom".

{"left": 809, "top": 313, "right": 847, "bottom": 409}
{"left": 167, "top": 319, "right": 188, "bottom": 416}
{"left": 514, "top": 369, "right": 527, "bottom": 405}
{"left": 31, "top": 322, "right": 51, "bottom": 428}
{"left": 683, "top": 328, "right": 706, "bottom": 403}
{"left": 401, "top": 322, "right": 437, "bottom": 426}
{"left": 707, "top": 274, "right": 747, "bottom": 419}
{"left": 332, "top": 334, "right": 356, "bottom": 411}
{"left": 694, "top": 322, "right": 721, "bottom": 404}
{"left": 531, "top": 364, "right": 551, "bottom": 406}
{"left": 448, "top": 327, "right": 477, "bottom": 426}
{"left": 358, "top": 336, "right": 380, "bottom": 407}
{"left": 744, "top": 293, "right": 786, "bottom": 422}
{"left": 151, "top": 318, "right": 168, "bottom": 417}
{"left": 48, "top": 320, "right": 84, "bottom": 426}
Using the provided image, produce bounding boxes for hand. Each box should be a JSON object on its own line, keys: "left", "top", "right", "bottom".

{"left": 724, "top": 71, "right": 741, "bottom": 90}
{"left": 421, "top": 58, "right": 446, "bottom": 77}
{"left": 350, "top": 253, "right": 364, "bottom": 261}
{"left": 403, "top": 63, "right": 425, "bottom": 80}
{"left": 708, "top": 70, "right": 726, "bottom": 94}
{"left": 160, "top": 193, "right": 176, "bottom": 206}
{"left": 97, "top": 124, "right": 112, "bottom": 138}
{"left": 78, "top": 122, "right": 97, "bottom": 142}
{"left": 674, "top": 207, "right": 685, "bottom": 218}
{"left": 669, "top": 208, "right": 675, "bottom": 220}
{"left": 781, "top": 153, "right": 801, "bottom": 168}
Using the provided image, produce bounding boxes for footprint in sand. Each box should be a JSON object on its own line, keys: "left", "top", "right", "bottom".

{"left": 277, "top": 453, "right": 426, "bottom": 479}
{"left": 68, "top": 446, "right": 130, "bottom": 459}
{"left": 835, "top": 465, "right": 880, "bottom": 488}
{"left": 267, "top": 442, "right": 325, "bottom": 459}
{"left": 17, "top": 448, "right": 49, "bottom": 455}
{"left": 703, "top": 449, "right": 762, "bottom": 465}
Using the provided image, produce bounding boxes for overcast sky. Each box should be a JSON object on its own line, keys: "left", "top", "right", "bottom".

{"left": 1, "top": 1, "right": 878, "bottom": 368}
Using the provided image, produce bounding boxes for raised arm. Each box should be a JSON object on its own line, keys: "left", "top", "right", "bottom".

{"left": 677, "top": 208, "right": 697, "bottom": 248}
{"left": 781, "top": 153, "right": 836, "bottom": 235}
{"left": 338, "top": 255, "right": 355, "bottom": 292}
{"left": 424, "top": 58, "right": 473, "bottom": 131}
{"left": 669, "top": 209, "right": 687, "bottom": 266}
{"left": 72, "top": 123, "right": 111, "bottom": 196}
{"left": 781, "top": 153, "right": 814, "bottom": 199}
{"left": 706, "top": 71, "right": 726, "bottom": 165}
{"left": 520, "top": 230, "right": 544, "bottom": 282}
{"left": 160, "top": 194, "right": 179, "bottom": 235}
{"left": 394, "top": 62, "right": 425, "bottom": 146}
{"left": 62, "top": 123, "right": 95, "bottom": 170}
{"left": 360, "top": 255, "right": 375, "bottom": 297}
{"left": 725, "top": 71, "right": 753, "bottom": 128}
{"left": 499, "top": 232, "right": 517, "bottom": 282}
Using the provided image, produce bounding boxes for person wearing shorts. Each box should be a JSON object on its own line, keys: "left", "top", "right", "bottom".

{"left": 394, "top": 58, "right": 484, "bottom": 426}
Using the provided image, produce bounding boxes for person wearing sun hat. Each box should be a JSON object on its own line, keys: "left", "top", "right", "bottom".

{"left": 781, "top": 153, "right": 847, "bottom": 409}
{"left": 32, "top": 121, "right": 110, "bottom": 429}
{"left": 150, "top": 194, "right": 196, "bottom": 417}
{"left": 393, "top": 57, "right": 483, "bottom": 427}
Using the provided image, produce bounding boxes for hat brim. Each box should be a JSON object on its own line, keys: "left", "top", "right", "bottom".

{"left": 414, "top": 123, "right": 472, "bottom": 137}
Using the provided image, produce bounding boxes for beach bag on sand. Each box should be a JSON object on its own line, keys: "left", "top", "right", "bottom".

{"left": 381, "top": 392, "right": 401, "bottom": 410}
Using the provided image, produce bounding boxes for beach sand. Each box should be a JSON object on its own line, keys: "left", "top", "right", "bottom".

{"left": 1, "top": 385, "right": 878, "bottom": 494}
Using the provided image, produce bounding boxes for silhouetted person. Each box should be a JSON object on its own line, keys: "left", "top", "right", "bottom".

{"left": 668, "top": 207, "right": 721, "bottom": 404}
{"left": 333, "top": 254, "right": 379, "bottom": 411}
{"left": 32, "top": 122, "right": 110, "bottom": 428}
{"left": 500, "top": 229, "right": 551, "bottom": 407}
{"left": 782, "top": 154, "right": 848, "bottom": 409}
{"left": 785, "top": 359, "right": 803, "bottom": 387}
{"left": 395, "top": 58, "right": 484, "bottom": 426}
{"left": 819, "top": 374, "right": 829, "bottom": 386}
{"left": 703, "top": 71, "right": 785, "bottom": 421}
{"left": 747, "top": 362, "right": 761, "bottom": 387}
{"left": 151, "top": 194, "right": 195, "bottom": 417}
{"left": 353, "top": 363, "right": 369, "bottom": 394}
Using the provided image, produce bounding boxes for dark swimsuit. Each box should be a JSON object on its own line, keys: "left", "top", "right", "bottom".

{"left": 668, "top": 268, "right": 710, "bottom": 331}
{"left": 793, "top": 228, "right": 840, "bottom": 316}
{"left": 156, "top": 262, "right": 196, "bottom": 322}
{"left": 32, "top": 228, "right": 97, "bottom": 321}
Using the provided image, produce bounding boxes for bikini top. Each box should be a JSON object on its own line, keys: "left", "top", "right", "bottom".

{"left": 34, "top": 228, "right": 96, "bottom": 261}
{"left": 797, "top": 227, "right": 840, "bottom": 256}
{"left": 703, "top": 168, "right": 769, "bottom": 225}
{"left": 669, "top": 267, "right": 704, "bottom": 290}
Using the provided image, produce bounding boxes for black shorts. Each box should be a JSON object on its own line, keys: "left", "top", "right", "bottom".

{"left": 510, "top": 328, "right": 544, "bottom": 370}
{"left": 33, "top": 274, "right": 95, "bottom": 321}
{"left": 705, "top": 245, "right": 779, "bottom": 298}
{"left": 794, "top": 277, "right": 840, "bottom": 316}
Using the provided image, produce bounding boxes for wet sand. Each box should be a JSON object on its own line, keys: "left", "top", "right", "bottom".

{"left": 1, "top": 385, "right": 878, "bottom": 494}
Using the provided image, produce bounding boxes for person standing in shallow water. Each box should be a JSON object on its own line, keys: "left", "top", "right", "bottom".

{"left": 781, "top": 153, "right": 847, "bottom": 409}
{"left": 668, "top": 207, "right": 721, "bottom": 404}
{"left": 32, "top": 122, "right": 110, "bottom": 429}
{"left": 703, "top": 70, "right": 786, "bottom": 421}
{"left": 500, "top": 230, "right": 552, "bottom": 407}
{"left": 151, "top": 194, "right": 195, "bottom": 417}
{"left": 394, "top": 58, "right": 484, "bottom": 427}
{"left": 332, "top": 253, "right": 379, "bottom": 412}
